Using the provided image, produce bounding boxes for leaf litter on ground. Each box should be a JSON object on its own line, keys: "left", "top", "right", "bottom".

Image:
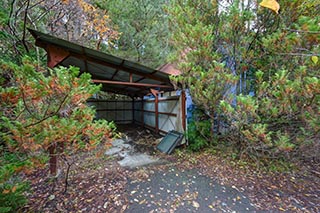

{"left": 22, "top": 126, "right": 320, "bottom": 212}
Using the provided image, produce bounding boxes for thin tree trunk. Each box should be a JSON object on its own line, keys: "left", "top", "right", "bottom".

{"left": 211, "top": 110, "right": 215, "bottom": 140}
{"left": 49, "top": 143, "right": 57, "bottom": 175}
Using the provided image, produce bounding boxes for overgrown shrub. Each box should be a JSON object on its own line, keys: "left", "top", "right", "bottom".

{"left": 0, "top": 57, "right": 117, "bottom": 210}
{"left": 168, "top": 0, "right": 319, "bottom": 163}
{"left": 187, "top": 121, "right": 210, "bottom": 151}
{"left": 220, "top": 67, "right": 319, "bottom": 161}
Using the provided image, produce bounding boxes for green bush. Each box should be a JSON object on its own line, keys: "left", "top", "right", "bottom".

{"left": 0, "top": 150, "right": 29, "bottom": 213}
{"left": 187, "top": 121, "right": 209, "bottom": 151}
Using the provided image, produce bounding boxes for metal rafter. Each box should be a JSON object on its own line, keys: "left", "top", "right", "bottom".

{"left": 69, "top": 52, "right": 169, "bottom": 83}
{"left": 92, "top": 79, "right": 172, "bottom": 88}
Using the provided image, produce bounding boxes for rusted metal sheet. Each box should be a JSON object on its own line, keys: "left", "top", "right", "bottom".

{"left": 46, "top": 45, "right": 70, "bottom": 68}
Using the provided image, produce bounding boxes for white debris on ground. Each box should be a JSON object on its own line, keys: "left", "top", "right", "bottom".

{"left": 118, "top": 153, "right": 159, "bottom": 168}
{"left": 105, "top": 138, "right": 160, "bottom": 169}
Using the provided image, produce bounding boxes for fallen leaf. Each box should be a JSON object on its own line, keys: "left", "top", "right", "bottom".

{"left": 103, "top": 202, "right": 108, "bottom": 209}
{"left": 192, "top": 200, "right": 200, "bottom": 208}
{"left": 12, "top": 186, "right": 17, "bottom": 193}
{"left": 2, "top": 189, "right": 10, "bottom": 194}
{"left": 311, "top": 56, "right": 318, "bottom": 64}
{"left": 139, "top": 199, "right": 146, "bottom": 204}
{"left": 121, "top": 205, "right": 127, "bottom": 211}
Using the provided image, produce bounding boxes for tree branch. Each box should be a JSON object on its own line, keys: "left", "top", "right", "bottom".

{"left": 24, "top": 94, "right": 69, "bottom": 129}
{"left": 284, "top": 28, "right": 320, "bottom": 34}
{"left": 22, "top": 0, "right": 30, "bottom": 53}
{"left": 276, "top": 53, "right": 320, "bottom": 57}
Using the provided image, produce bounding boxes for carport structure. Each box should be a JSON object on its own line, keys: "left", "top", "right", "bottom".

{"left": 29, "top": 29, "right": 186, "bottom": 135}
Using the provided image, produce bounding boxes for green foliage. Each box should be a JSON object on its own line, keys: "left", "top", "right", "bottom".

{"left": 186, "top": 110, "right": 213, "bottom": 151}
{"left": 0, "top": 149, "right": 30, "bottom": 213}
{"left": 187, "top": 121, "right": 211, "bottom": 152}
{"left": 0, "top": 0, "right": 119, "bottom": 64}
{"left": 0, "top": 58, "right": 114, "bottom": 156}
{"left": 97, "top": 0, "right": 170, "bottom": 68}
{"left": 0, "top": 181, "right": 28, "bottom": 213}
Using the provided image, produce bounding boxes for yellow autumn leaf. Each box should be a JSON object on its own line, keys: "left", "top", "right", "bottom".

{"left": 311, "top": 56, "right": 318, "bottom": 64}
{"left": 260, "top": 0, "right": 280, "bottom": 14}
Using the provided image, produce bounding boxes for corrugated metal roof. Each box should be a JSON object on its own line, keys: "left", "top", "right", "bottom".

{"left": 29, "top": 29, "right": 174, "bottom": 97}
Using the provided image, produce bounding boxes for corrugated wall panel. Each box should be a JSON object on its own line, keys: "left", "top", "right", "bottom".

{"left": 87, "top": 100, "right": 133, "bottom": 123}
{"left": 88, "top": 93, "right": 186, "bottom": 137}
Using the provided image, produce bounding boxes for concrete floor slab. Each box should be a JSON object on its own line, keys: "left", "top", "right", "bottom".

{"left": 118, "top": 153, "right": 159, "bottom": 168}
{"left": 112, "top": 139, "right": 127, "bottom": 147}
{"left": 106, "top": 138, "right": 161, "bottom": 168}
{"left": 105, "top": 147, "right": 123, "bottom": 156}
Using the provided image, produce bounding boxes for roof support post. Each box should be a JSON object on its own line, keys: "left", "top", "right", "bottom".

{"left": 141, "top": 98, "right": 144, "bottom": 128}
{"left": 132, "top": 97, "right": 135, "bottom": 124}
{"left": 181, "top": 90, "right": 187, "bottom": 132}
{"left": 151, "top": 89, "right": 159, "bottom": 134}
